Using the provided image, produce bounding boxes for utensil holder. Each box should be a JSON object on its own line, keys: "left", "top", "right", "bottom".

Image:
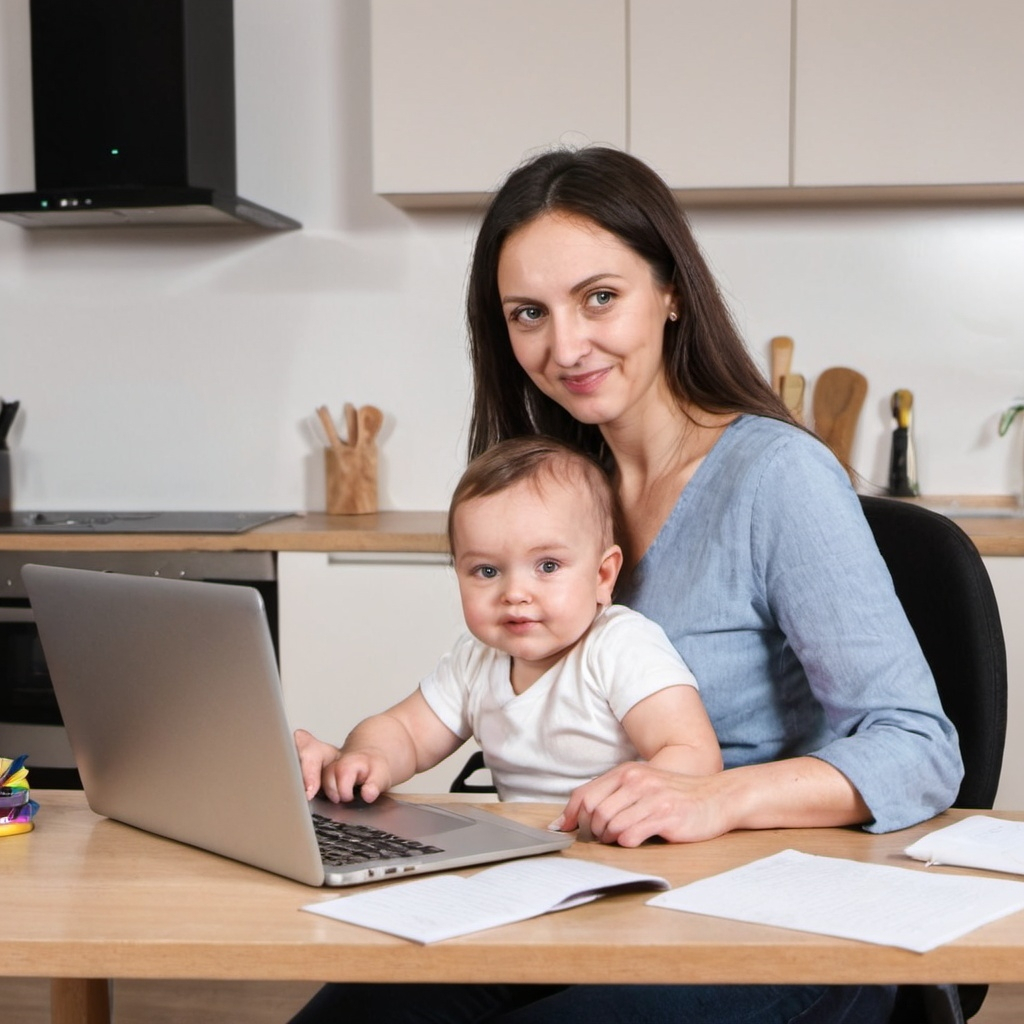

{"left": 0, "top": 450, "right": 10, "bottom": 515}
{"left": 324, "top": 445, "right": 378, "bottom": 515}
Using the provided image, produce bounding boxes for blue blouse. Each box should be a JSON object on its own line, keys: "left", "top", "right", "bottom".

{"left": 616, "top": 414, "right": 963, "bottom": 833}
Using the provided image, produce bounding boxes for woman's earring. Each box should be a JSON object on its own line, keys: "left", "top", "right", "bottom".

{"left": 668, "top": 311, "right": 678, "bottom": 322}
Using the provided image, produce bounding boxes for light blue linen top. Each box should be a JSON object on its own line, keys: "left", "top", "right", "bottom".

{"left": 615, "top": 414, "right": 963, "bottom": 833}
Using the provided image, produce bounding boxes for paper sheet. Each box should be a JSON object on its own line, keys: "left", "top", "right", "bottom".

{"left": 302, "top": 855, "right": 668, "bottom": 944}
{"left": 904, "top": 815, "right": 1024, "bottom": 875}
{"left": 647, "top": 848, "right": 1024, "bottom": 953}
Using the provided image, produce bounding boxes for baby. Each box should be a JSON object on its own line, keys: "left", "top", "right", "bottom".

{"left": 296, "top": 436, "right": 721, "bottom": 805}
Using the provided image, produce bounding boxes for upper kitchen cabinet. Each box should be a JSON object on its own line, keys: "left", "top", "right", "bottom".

{"left": 370, "top": 0, "right": 626, "bottom": 203}
{"left": 629, "top": 0, "right": 791, "bottom": 191}
{"left": 371, "top": 0, "right": 1024, "bottom": 205}
{"left": 794, "top": 0, "right": 1024, "bottom": 189}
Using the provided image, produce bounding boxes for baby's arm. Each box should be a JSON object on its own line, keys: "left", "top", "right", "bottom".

{"left": 294, "top": 689, "right": 463, "bottom": 803}
{"left": 621, "top": 685, "right": 723, "bottom": 776}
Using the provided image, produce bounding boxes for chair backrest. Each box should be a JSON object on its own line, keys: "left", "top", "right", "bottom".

{"left": 859, "top": 496, "right": 1007, "bottom": 811}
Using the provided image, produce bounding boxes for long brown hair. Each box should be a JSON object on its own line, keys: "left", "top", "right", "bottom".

{"left": 466, "top": 146, "right": 794, "bottom": 461}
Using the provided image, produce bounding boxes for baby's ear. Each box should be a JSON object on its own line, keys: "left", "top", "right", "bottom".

{"left": 596, "top": 544, "right": 623, "bottom": 604}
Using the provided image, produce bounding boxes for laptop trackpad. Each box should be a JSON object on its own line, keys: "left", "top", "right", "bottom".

{"left": 313, "top": 794, "right": 475, "bottom": 837}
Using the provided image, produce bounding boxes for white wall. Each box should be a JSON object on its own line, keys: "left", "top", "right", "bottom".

{"left": 1, "top": 0, "right": 1021, "bottom": 514}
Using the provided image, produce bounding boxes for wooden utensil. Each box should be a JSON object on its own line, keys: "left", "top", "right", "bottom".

{"left": 344, "top": 402, "right": 358, "bottom": 444}
{"left": 357, "top": 404, "right": 384, "bottom": 444}
{"left": 770, "top": 336, "right": 794, "bottom": 396}
{"left": 781, "top": 373, "right": 805, "bottom": 423}
{"left": 323, "top": 403, "right": 383, "bottom": 514}
{"left": 811, "top": 368, "right": 868, "bottom": 471}
{"left": 316, "top": 405, "right": 344, "bottom": 451}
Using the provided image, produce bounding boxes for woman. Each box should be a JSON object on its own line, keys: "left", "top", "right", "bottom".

{"left": 290, "top": 147, "right": 962, "bottom": 1023}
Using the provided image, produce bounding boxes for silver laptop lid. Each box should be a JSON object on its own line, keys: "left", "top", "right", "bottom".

{"left": 23, "top": 563, "right": 328, "bottom": 885}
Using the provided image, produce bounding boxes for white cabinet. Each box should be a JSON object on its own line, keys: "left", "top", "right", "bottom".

{"left": 278, "top": 551, "right": 479, "bottom": 795}
{"left": 372, "top": 0, "right": 1024, "bottom": 202}
{"left": 630, "top": 0, "right": 791, "bottom": 190}
{"left": 370, "top": 0, "right": 626, "bottom": 199}
{"left": 794, "top": 0, "right": 1024, "bottom": 187}
{"left": 987, "top": 557, "right": 1024, "bottom": 811}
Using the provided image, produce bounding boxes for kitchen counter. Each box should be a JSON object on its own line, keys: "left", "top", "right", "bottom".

{"left": 0, "top": 511, "right": 449, "bottom": 554}
{"left": 0, "top": 507, "right": 1019, "bottom": 556}
{"left": 947, "top": 516, "right": 1024, "bottom": 557}
{"left": 897, "top": 495, "right": 1024, "bottom": 557}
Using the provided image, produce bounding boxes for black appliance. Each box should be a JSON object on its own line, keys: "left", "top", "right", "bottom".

{"left": 0, "top": 549, "right": 278, "bottom": 789}
{"left": 0, "top": 0, "right": 299, "bottom": 230}
{"left": 0, "top": 510, "right": 292, "bottom": 534}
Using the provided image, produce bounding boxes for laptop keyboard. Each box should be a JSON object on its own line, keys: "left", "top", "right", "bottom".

{"left": 312, "top": 813, "right": 445, "bottom": 867}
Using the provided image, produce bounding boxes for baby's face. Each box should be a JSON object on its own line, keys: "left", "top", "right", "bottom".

{"left": 451, "top": 475, "right": 620, "bottom": 681}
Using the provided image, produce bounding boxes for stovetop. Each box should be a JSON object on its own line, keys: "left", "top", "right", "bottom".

{"left": 0, "top": 511, "right": 293, "bottom": 534}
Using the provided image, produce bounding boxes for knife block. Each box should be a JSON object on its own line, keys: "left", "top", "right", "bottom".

{"left": 324, "top": 444, "right": 378, "bottom": 515}
{"left": 0, "top": 450, "right": 10, "bottom": 514}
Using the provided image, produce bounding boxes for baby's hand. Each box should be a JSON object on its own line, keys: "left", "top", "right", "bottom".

{"left": 294, "top": 728, "right": 342, "bottom": 800}
{"left": 321, "top": 750, "right": 392, "bottom": 804}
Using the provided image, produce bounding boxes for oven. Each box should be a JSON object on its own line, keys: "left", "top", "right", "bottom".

{"left": 0, "top": 550, "right": 277, "bottom": 788}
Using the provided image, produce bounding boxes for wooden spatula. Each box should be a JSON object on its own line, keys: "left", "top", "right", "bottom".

{"left": 812, "top": 368, "right": 868, "bottom": 469}
{"left": 770, "top": 336, "right": 794, "bottom": 396}
{"left": 781, "top": 373, "right": 805, "bottom": 424}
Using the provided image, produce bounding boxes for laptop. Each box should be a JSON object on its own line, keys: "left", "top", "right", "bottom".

{"left": 22, "top": 564, "right": 572, "bottom": 886}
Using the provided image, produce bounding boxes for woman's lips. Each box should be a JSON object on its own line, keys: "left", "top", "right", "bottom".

{"left": 561, "top": 367, "right": 611, "bottom": 395}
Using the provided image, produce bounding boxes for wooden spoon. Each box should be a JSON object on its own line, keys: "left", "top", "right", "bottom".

{"left": 770, "top": 336, "right": 794, "bottom": 396}
{"left": 812, "top": 368, "right": 868, "bottom": 468}
{"left": 357, "top": 405, "right": 384, "bottom": 446}
{"left": 781, "top": 373, "right": 805, "bottom": 424}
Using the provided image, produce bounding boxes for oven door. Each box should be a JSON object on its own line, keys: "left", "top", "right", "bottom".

{"left": 0, "top": 602, "right": 79, "bottom": 788}
{"left": 0, "top": 550, "right": 277, "bottom": 790}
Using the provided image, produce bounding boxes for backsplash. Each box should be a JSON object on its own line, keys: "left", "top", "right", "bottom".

{"left": 0, "top": 0, "right": 1020, "bottom": 511}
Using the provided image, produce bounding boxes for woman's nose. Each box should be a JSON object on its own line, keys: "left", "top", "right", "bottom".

{"left": 550, "top": 312, "right": 591, "bottom": 367}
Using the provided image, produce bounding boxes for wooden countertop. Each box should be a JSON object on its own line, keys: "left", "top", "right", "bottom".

{"left": 0, "top": 511, "right": 449, "bottom": 555}
{"left": 0, "top": 506, "right": 1020, "bottom": 556}
{"left": 896, "top": 495, "right": 1024, "bottom": 557}
{"left": 949, "top": 516, "right": 1024, "bottom": 557}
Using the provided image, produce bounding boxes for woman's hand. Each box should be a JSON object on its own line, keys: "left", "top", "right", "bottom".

{"left": 551, "top": 762, "right": 733, "bottom": 847}
{"left": 551, "top": 756, "right": 871, "bottom": 847}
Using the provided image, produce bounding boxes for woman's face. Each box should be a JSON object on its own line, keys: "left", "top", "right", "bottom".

{"left": 497, "top": 211, "right": 676, "bottom": 430}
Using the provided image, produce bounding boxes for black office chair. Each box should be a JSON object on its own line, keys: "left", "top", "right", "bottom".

{"left": 450, "top": 749, "right": 493, "bottom": 794}
{"left": 451, "top": 496, "right": 1008, "bottom": 1020}
{"left": 860, "top": 496, "right": 1007, "bottom": 1023}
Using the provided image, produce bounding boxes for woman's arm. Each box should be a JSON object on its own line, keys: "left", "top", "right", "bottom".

{"left": 553, "top": 754, "right": 868, "bottom": 846}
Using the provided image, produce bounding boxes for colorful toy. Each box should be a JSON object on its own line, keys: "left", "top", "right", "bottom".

{"left": 0, "top": 755, "right": 38, "bottom": 837}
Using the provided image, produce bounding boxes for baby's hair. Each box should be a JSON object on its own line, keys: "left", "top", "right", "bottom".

{"left": 447, "top": 436, "right": 620, "bottom": 554}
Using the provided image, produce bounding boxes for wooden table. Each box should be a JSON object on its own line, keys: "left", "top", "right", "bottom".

{"left": 0, "top": 507, "right": 1020, "bottom": 556}
{"left": 6, "top": 794, "right": 1024, "bottom": 1024}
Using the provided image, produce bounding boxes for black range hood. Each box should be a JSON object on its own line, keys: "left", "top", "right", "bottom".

{"left": 0, "top": 0, "right": 299, "bottom": 230}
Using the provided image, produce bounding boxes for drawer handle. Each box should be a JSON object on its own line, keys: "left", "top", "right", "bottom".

{"left": 326, "top": 552, "right": 451, "bottom": 567}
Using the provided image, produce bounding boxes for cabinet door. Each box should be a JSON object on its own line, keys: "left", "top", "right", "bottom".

{"left": 371, "top": 0, "right": 626, "bottom": 198}
{"left": 630, "top": 0, "right": 791, "bottom": 190}
{"left": 278, "top": 551, "right": 480, "bottom": 795}
{"left": 986, "top": 557, "right": 1024, "bottom": 811}
{"left": 795, "top": 0, "right": 1024, "bottom": 187}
